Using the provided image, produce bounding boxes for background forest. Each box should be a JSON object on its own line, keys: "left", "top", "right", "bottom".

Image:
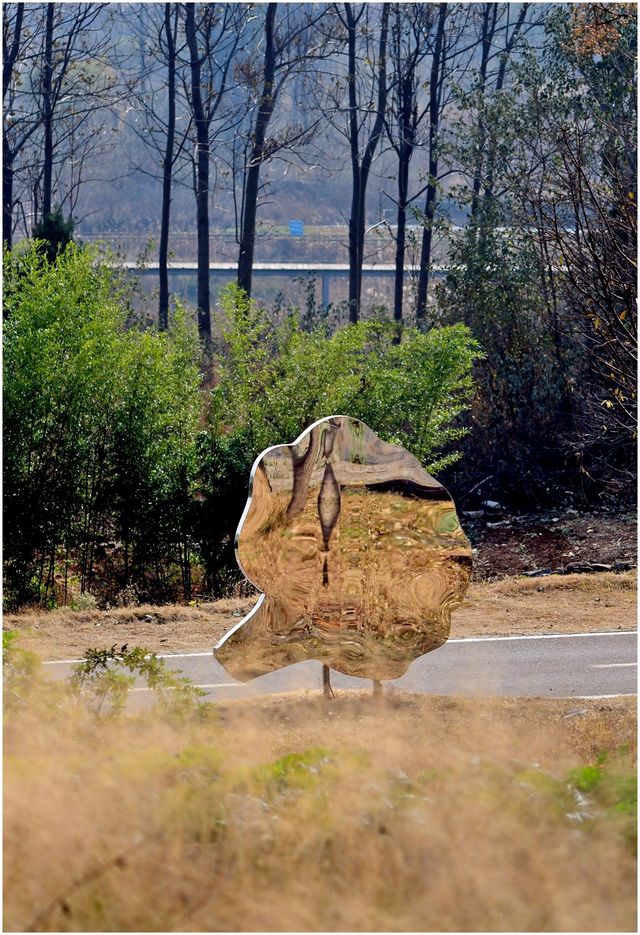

{"left": 3, "top": 1, "right": 637, "bottom": 610}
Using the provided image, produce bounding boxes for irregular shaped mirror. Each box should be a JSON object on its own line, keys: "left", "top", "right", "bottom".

{"left": 215, "top": 416, "right": 472, "bottom": 681}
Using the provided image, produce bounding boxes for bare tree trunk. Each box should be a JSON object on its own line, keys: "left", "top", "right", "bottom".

{"left": 237, "top": 2, "right": 277, "bottom": 299}
{"left": 469, "top": 2, "right": 497, "bottom": 225}
{"left": 393, "top": 190, "right": 407, "bottom": 322}
{"left": 185, "top": 3, "right": 211, "bottom": 345}
{"left": 393, "top": 75, "right": 414, "bottom": 322}
{"left": 345, "top": 5, "right": 360, "bottom": 323}
{"left": 2, "top": 2, "right": 24, "bottom": 99}
{"left": 483, "top": 4, "right": 528, "bottom": 206}
{"left": 2, "top": 2, "right": 23, "bottom": 247}
{"left": 416, "top": 3, "right": 447, "bottom": 320}
{"left": 41, "top": 2, "right": 55, "bottom": 221}
{"left": 3, "top": 154, "right": 14, "bottom": 250}
{"left": 345, "top": 3, "right": 389, "bottom": 324}
{"left": 158, "top": 3, "right": 177, "bottom": 331}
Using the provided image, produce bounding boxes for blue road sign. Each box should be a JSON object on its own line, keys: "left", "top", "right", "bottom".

{"left": 289, "top": 220, "right": 304, "bottom": 237}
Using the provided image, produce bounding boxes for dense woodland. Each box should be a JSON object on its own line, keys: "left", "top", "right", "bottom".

{"left": 3, "top": 2, "right": 637, "bottom": 609}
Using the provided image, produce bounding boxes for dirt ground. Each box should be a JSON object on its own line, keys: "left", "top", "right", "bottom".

{"left": 4, "top": 509, "right": 636, "bottom": 660}
{"left": 468, "top": 508, "right": 636, "bottom": 580}
{"left": 5, "top": 570, "right": 636, "bottom": 661}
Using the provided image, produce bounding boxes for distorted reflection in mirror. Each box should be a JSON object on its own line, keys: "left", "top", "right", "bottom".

{"left": 215, "top": 416, "right": 472, "bottom": 684}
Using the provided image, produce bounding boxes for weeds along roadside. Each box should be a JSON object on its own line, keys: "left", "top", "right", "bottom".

{"left": 3, "top": 631, "right": 637, "bottom": 933}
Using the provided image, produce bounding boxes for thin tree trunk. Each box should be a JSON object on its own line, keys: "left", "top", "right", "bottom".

{"left": 347, "top": 174, "right": 362, "bottom": 323}
{"left": 469, "top": 2, "right": 497, "bottom": 225}
{"left": 3, "top": 3, "right": 24, "bottom": 101}
{"left": 86, "top": 441, "right": 107, "bottom": 593}
{"left": 322, "top": 663, "right": 334, "bottom": 699}
{"left": 45, "top": 544, "right": 56, "bottom": 603}
{"left": 3, "top": 152, "right": 13, "bottom": 250}
{"left": 185, "top": 3, "right": 211, "bottom": 345}
{"left": 393, "top": 194, "right": 407, "bottom": 322}
{"left": 42, "top": 2, "right": 55, "bottom": 220}
{"left": 483, "top": 4, "right": 528, "bottom": 205}
{"left": 346, "top": 0, "right": 360, "bottom": 326}
{"left": 416, "top": 3, "right": 447, "bottom": 320}
{"left": 2, "top": 2, "right": 23, "bottom": 248}
{"left": 63, "top": 532, "right": 70, "bottom": 606}
{"left": 394, "top": 87, "right": 413, "bottom": 322}
{"left": 158, "top": 3, "right": 176, "bottom": 331}
{"left": 345, "top": 3, "right": 389, "bottom": 324}
{"left": 237, "top": 2, "right": 277, "bottom": 299}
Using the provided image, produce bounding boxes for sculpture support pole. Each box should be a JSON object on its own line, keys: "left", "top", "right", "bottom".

{"left": 322, "top": 664, "right": 334, "bottom": 699}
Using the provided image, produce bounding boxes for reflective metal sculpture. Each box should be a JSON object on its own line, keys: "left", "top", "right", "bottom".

{"left": 215, "top": 416, "right": 472, "bottom": 682}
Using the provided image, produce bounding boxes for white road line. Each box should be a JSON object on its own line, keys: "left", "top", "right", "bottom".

{"left": 41, "top": 629, "right": 638, "bottom": 666}
{"left": 574, "top": 694, "right": 636, "bottom": 700}
{"left": 131, "top": 682, "right": 241, "bottom": 692}
{"left": 591, "top": 662, "right": 637, "bottom": 669}
{"left": 146, "top": 651, "right": 213, "bottom": 659}
{"left": 43, "top": 651, "right": 213, "bottom": 666}
{"left": 447, "top": 631, "right": 637, "bottom": 644}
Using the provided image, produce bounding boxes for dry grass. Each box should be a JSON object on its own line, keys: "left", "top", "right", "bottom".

{"left": 5, "top": 571, "right": 636, "bottom": 661}
{"left": 3, "top": 597, "right": 254, "bottom": 660}
{"left": 3, "top": 655, "right": 636, "bottom": 933}
{"left": 452, "top": 570, "right": 637, "bottom": 639}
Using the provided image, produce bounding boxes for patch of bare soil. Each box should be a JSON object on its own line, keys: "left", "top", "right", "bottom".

{"left": 5, "top": 571, "right": 635, "bottom": 661}
{"left": 467, "top": 508, "right": 636, "bottom": 580}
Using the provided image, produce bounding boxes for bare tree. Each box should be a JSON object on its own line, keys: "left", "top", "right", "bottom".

{"left": 182, "top": 2, "right": 245, "bottom": 346}
{"left": 463, "top": 2, "right": 536, "bottom": 227}
{"left": 125, "top": 3, "right": 192, "bottom": 330}
{"left": 326, "top": 3, "right": 390, "bottom": 323}
{"left": 384, "top": 4, "right": 433, "bottom": 322}
{"left": 34, "top": 3, "right": 117, "bottom": 226}
{"left": 235, "top": 2, "right": 330, "bottom": 299}
{"left": 415, "top": 2, "right": 448, "bottom": 320}
{"left": 4, "top": 2, "right": 124, "bottom": 243}
{"left": 414, "top": 3, "right": 537, "bottom": 319}
{"left": 3, "top": 3, "right": 40, "bottom": 247}
{"left": 159, "top": 4, "right": 180, "bottom": 330}
{"left": 383, "top": 4, "right": 483, "bottom": 322}
{"left": 236, "top": 2, "right": 277, "bottom": 299}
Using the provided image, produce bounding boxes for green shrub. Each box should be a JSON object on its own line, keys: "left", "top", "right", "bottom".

{"left": 196, "top": 285, "right": 480, "bottom": 591}
{"left": 32, "top": 206, "right": 75, "bottom": 263}
{"left": 3, "top": 241, "right": 201, "bottom": 608}
{"left": 70, "top": 643, "right": 206, "bottom": 718}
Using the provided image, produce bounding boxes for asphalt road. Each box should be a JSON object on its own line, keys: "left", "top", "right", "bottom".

{"left": 43, "top": 630, "right": 637, "bottom": 702}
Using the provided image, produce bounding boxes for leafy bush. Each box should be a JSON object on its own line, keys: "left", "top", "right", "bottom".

{"left": 3, "top": 629, "right": 42, "bottom": 712}
{"left": 71, "top": 643, "right": 206, "bottom": 718}
{"left": 3, "top": 241, "right": 201, "bottom": 608}
{"left": 196, "top": 285, "right": 480, "bottom": 591}
{"left": 3, "top": 254, "right": 479, "bottom": 605}
{"left": 32, "top": 206, "right": 75, "bottom": 263}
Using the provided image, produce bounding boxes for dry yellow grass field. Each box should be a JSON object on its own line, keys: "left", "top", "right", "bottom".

{"left": 4, "top": 570, "right": 636, "bottom": 660}
{"left": 3, "top": 651, "right": 637, "bottom": 933}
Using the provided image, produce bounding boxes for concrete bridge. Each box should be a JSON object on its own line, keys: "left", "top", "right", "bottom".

{"left": 126, "top": 262, "right": 449, "bottom": 307}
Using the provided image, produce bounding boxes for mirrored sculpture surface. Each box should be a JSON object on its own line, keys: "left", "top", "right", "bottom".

{"left": 215, "top": 416, "right": 472, "bottom": 681}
